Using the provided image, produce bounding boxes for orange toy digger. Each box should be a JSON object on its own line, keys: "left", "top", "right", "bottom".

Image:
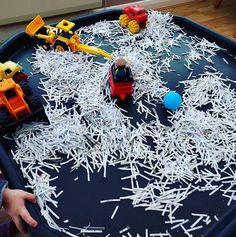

{"left": 25, "top": 15, "right": 113, "bottom": 59}
{"left": 0, "top": 61, "right": 43, "bottom": 133}
{"left": 0, "top": 78, "right": 31, "bottom": 120}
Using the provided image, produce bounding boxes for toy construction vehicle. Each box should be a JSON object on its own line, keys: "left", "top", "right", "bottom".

{"left": 108, "top": 58, "right": 134, "bottom": 101}
{"left": 0, "top": 61, "right": 44, "bottom": 133}
{"left": 119, "top": 5, "right": 148, "bottom": 34}
{"left": 0, "top": 61, "right": 28, "bottom": 82}
{"left": 25, "top": 15, "right": 113, "bottom": 59}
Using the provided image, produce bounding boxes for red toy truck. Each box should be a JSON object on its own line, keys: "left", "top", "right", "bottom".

{"left": 108, "top": 59, "right": 134, "bottom": 101}
{"left": 119, "top": 5, "right": 148, "bottom": 33}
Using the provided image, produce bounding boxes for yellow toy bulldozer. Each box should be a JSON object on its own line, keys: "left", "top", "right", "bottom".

{"left": 25, "top": 15, "right": 113, "bottom": 59}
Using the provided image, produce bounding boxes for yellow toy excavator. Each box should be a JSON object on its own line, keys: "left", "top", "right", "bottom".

{"left": 25, "top": 15, "right": 113, "bottom": 60}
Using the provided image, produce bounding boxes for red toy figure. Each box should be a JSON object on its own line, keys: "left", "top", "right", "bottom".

{"left": 109, "top": 58, "right": 134, "bottom": 101}
{"left": 119, "top": 5, "right": 148, "bottom": 33}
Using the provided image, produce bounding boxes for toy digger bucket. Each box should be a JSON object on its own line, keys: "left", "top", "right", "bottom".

{"left": 25, "top": 15, "right": 45, "bottom": 37}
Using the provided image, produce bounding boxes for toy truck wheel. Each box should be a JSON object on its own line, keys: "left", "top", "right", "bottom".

{"left": 13, "top": 72, "right": 28, "bottom": 82}
{"left": 54, "top": 41, "right": 69, "bottom": 52}
{"left": 42, "top": 42, "right": 51, "bottom": 51}
{"left": 119, "top": 14, "right": 130, "bottom": 27}
{"left": 0, "top": 108, "right": 14, "bottom": 125}
{"left": 18, "top": 81, "right": 32, "bottom": 96}
{"left": 128, "top": 20, "right": 140, "bottom": 34}
{"left": 27, "top": 95, "right": 43, "bottom": 111}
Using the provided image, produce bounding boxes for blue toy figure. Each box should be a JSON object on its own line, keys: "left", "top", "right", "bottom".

{"left": 163, "top": 91, "right": 182, "bottom": 111}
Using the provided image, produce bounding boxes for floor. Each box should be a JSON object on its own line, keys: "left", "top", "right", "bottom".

{"left": 160, "top": 0, "right": 236, "bottom": 40}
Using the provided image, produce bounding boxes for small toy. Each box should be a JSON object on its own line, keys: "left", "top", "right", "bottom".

{"left": 108, "top": 58, "right": 134, "bottom": 101}
{"left": 119, "top": 5, "right": 148, "bottom": 34}
{"left": 0, "top": 61, "right": 28, "bottom": 82}
{"left": 163, "top": 91, "right": 182, "bottom": 111}
{"left": 114, "top": 58, "right": 127, "bottom": 79}
{"left": 25, "top": 15, "right": 113, "bottom": 59}
{"left": 0, "top": 61, "right": 44, "bottom": 133}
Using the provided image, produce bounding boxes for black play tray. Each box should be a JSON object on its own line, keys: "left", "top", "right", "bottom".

{"left": 0, "top": 9, "right": 236, "bottom": 237}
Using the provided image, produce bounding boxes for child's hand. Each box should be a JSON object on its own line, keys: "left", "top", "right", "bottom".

{"left": 3, "top": 188, "right": 38, "bottom": 233}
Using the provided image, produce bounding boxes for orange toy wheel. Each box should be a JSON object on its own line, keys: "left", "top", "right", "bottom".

{"left": 128, "top": 20, "right": 140, "bottom": 34}
{"left": 119, "top": 14, "right": 130, "bottom": 28}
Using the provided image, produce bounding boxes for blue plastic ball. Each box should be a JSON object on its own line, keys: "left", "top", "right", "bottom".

{"left": 163, "top": 91, "right": 182, "bottom": 111}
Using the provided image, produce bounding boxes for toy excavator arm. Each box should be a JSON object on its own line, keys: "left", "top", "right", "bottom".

{"left": 36, "top": 32, "right": 57, "bottom": 42}
{"left": 77, "top": 44, "right": 113, "bottom": 60}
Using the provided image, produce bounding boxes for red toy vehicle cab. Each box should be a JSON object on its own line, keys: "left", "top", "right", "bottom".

{"left": 123, "top": 5, "right": 148, "bottom": 24}
{"left": 108, "top": 63, "right": 134, "bottom": 101}
{"left": 119, "top": 5, "right": 148, "bottom": 33}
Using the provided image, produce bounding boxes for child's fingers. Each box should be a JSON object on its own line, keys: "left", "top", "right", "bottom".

{"left": 22, "top": 191, "right": 37, "bottom": 203}
{"left": 20, "top": 207, "right": 38, "bottom": 227}
{"left": 14, "top": 216, "right": 27, "bottom": 233}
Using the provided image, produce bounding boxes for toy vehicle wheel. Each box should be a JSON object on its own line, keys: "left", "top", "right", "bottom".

{"left": 18, "top": 81, "right": 32, "bottom": 96}
{"left": 119, "top": 14, "right": 130, "bottom": 27}
{"left": 13, "top": 72, "right": 28, "bottom": 82}
{"left": 26, "top": 95, "right": 43, "bottom": 111}
{"left": 54, "top": 41, "right": 69, "bottom": 52}
{"left": 0, "top": 108, "right": 14, "bottom": 125}
{"left": 128, "top": 20, "right": 140, "bottom": 34}
{"left": 41, "top": 42, "right": 51, "bottom": 51}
